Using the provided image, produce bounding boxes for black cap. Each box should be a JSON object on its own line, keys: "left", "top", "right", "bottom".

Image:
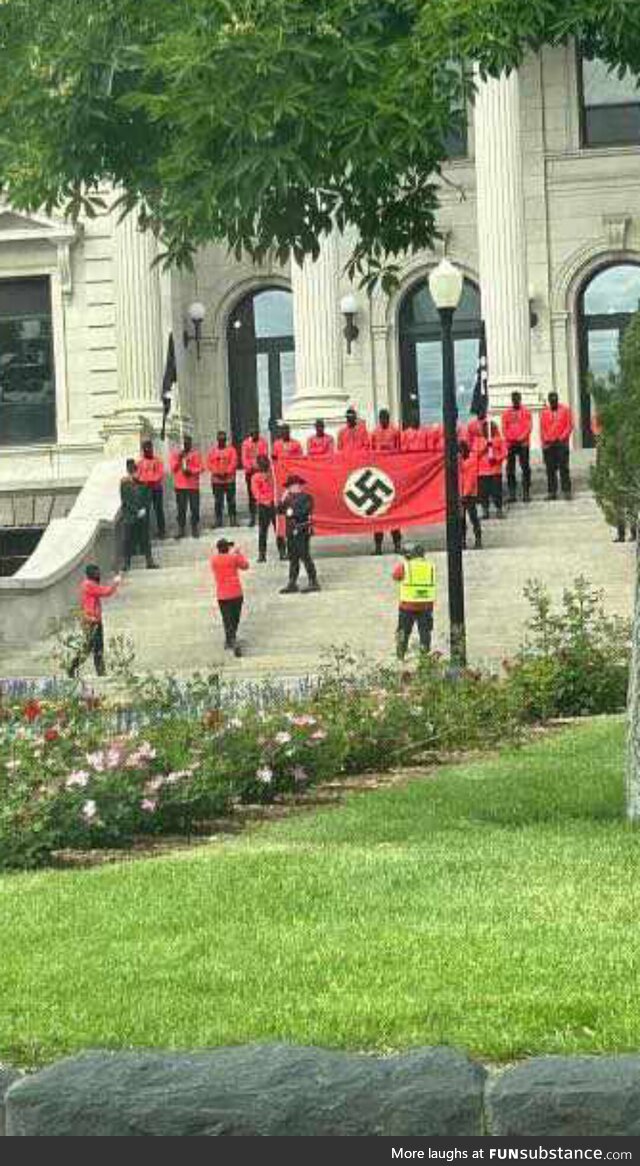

{"left": 285, "top": 474, "right": 306, "bottom": 487}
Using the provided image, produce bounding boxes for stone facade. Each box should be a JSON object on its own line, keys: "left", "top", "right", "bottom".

{"left": 1, "top": 45, "right": 639, "bottom": 491}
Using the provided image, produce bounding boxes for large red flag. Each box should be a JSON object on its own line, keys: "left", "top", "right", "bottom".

{"left": 276, "top": 452, "right": 445, "bottom": 536}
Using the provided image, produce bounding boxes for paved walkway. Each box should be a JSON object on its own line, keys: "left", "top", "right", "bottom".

{"left": 1, "top": 454, "right": 635, "bottom": 680}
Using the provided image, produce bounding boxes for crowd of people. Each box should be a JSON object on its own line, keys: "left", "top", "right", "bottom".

{"left": 69, "top": 391, "right": 576, "bottom": 672}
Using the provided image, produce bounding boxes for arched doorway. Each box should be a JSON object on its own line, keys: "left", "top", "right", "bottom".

{"left": 578, "top": 262, "right": 640, "bottom": 446}
{"left": 227, "top": 286, "right": 295, "bottom": 442}
{"left": 398, "top": 277, "right": 482, "bottom": 428}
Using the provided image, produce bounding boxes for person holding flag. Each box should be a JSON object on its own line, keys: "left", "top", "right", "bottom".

{"left": 337, "top": 406, "right": 369, "bottom": 453}
{"left": 371, "top": 408, "right": 402, "bottom": 554}
{"left": 307, "top": 418, "right": 335, "bottom": 457}
{"left": 272, "top": 423, "right": 303, "bottom": 462}
{"left": 241, "top": 430, "right": 269, "bottom": 526}
{"left": 251, "top": 454, "right": 287, "bottom": 562}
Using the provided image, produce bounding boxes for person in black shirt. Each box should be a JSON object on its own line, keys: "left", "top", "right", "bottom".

{"left": 277, "top": 475, "right": 320, "bottom": 594}
{"left": 120, "top": 459, "right": 159, "bottom": 571}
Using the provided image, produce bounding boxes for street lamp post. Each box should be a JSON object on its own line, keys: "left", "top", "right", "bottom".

{"left": 428, "top": 259, "right": 467, "bottom": 667}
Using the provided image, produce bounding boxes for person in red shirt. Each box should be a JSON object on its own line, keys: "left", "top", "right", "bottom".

{"left": 337, "top": 407, "right": 370, "bottom": 453}
{"left": 540, "top": 392, "right": 573, "bottom": 501}
{"left": 241, "top": 430, "right": 269, "bottom": 527}
{"left": 251, "top": 454, "right": 287, "bottom": 562}
{"left": 477, "top": 417, "right": 507, "bottom": 519}
{"left": 272, "top": 424, "right": 303, "bottom": 462}
{"left": 458, "top": 439, "right": 482, "bottom": 550}
{"left": 400, "top": 425, "right": 417, "bottom": 452}
{"left": 502, "top": 391, "right": 533, "bottom": 504}
{"left": 136, "top": 439, "right": 166, "bottom": 538}
{"left": 207, "top": 431, "right": 239, "bottom": 528}
{"left": 307, "top": 418, "right": 335, "bottom": 458}
{"left": 209, "top": 538, "right": 249, "bottom": 657}
{"left": 169, "top": 435, "right": 204, "bottom": 539}
{"left": 68, "top": 564, "right": 121, "bottom": 677}
{"left": 429, "top": 424, "right": 445, "bottom": 454}
{"left": 371, "top": 409, "right": 402, "bottom": 555}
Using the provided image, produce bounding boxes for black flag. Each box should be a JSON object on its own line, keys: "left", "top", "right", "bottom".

{"left": 160, "top": 333, "right": 177, "bottom": 440}
{"left": 470, "top": 321, "right": 488, "bottom": 417}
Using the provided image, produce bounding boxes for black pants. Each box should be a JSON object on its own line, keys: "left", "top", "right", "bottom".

{"left": 506, "top": 443, "right": 531, "bottom": 499}
{"left": 149, "top": 487, "right": 166, "bottom": 537}
{"left": 479, "top": 474, "right": 503, "bottom": 516}
{"left": 213, "top": 481, "right": 237, "bottom": 526}
{"left": 461, "top": 498, "right": 482, "bottom": 545}
{"left": 69, "top": 621, "right": 105, "bottom": 677}
{"left": 218, "top": 596, "right": 243, "bottom": 647}
{"left": 544, "top": 443, "right": 571, "bottom": 498}
{"left": 374, "top": 530, "right": 402, "bottom": 552}
{"left": 257, "top": 504, "right": 286, "bottom": 560}
{"left": 396, "top": 608, "right": 433, "bottom": 659}
{"left": 176, "top": 489, "right": 200, "bottom": 534}
{"left": 616, "top": 521, "right": 637, "bottom": 541}
{"left": 288, "top": 532, "right": 318, "bottom": 587}
{"left": 123, "top": 518, "right": 153, "bottom": 567}
{"left": 245, "top": 473, "right": 257, "bottom": 524}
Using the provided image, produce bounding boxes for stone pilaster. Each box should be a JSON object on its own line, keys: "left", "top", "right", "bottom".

{"left": 286, "top": 231, "right": 349, "bottom": 430}
{"left": 474, "top": 68, "right": 536, "bottom": 409}
{"left": 102, "top": 212, "right": 172, "bottom": 454}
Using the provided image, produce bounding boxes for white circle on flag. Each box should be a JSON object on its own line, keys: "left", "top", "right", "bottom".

{"left": 343, "top": 466, "right": 396, "bottom": 518}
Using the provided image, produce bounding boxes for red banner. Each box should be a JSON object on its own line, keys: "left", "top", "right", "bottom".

{"left": 276, "top": 453, "right": 445, "bottom": 537}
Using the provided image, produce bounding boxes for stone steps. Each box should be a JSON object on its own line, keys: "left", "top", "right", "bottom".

{"left": 1, "top": 473, "right": 635, "bottom": 681}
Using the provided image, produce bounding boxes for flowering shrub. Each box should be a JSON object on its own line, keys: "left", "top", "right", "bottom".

{"left": 0, "top": 578, "right": 629, "bottom": 870}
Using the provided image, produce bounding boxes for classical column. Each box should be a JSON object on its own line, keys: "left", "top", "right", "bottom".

{"left": 102, "top": 211, "right": 168, "bottom": 453}
{"left": 474, "top": 68, "right": 536, "bottom": 409}
{"left": 286, "top": 231, "right": 349, "bottom": 429}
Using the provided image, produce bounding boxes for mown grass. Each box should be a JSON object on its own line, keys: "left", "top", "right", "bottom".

{"left": 2, "top": 717, "right": 638, "bottom": 1067}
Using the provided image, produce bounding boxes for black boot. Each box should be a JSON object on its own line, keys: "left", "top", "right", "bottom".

{"left": 474, "top": 533, "right": 482, "bottom": 550}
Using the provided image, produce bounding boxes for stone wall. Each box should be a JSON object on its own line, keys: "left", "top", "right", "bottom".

{"left": 3, "top": 1047, "right": 640, "bottom": 1137}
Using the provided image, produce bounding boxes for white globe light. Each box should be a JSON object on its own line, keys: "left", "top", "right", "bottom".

{"left": 340, "top": 293, "right": 358, "bottom": 315}
{"left": 428, "top": 258, "right": 464, "bottom": 311}
{"left": 188, "top": 300, "right": 206, "bottom": 324}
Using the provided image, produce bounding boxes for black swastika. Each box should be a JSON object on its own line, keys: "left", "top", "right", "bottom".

{"left": 345, "top": 469, "right": 395, "bottom": 516}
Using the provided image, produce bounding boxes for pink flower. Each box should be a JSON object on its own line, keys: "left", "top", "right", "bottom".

{"left": 310, "top": 730, "right": 327, "bottom": 741}
{"left": 65, "top": 770, "right": 90, "bottom": 789}
{"left": 289, "top": 714, "right": 317, "bottom": 727}
{"left": 256, "top": 766, "right": 273, "bottom": 785}
{"left": 81, "top": 799, "right": 98, "bottom": 823}
{"left": 140, "top": 798, "right": 157, "bottom": 813}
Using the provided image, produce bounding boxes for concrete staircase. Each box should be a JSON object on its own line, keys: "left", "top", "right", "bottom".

{"left": 1, "top": 452, "right": 635, "bottom": 680}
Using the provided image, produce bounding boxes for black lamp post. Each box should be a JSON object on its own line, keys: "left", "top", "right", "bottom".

{"left": 428, "top": 259, "right": 467, "bottom": 667}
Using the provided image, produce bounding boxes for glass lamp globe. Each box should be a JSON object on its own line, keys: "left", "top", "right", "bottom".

{"left": 340, "top": 293, "right": 358, "bottom": 316}
{"left": 188, "top": 300, "right": 206, "bottom": 325}
{"left": 428, "top": 259, "right": 464, "bottom": 311}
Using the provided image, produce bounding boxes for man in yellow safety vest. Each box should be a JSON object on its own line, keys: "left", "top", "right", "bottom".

{"left": 391, "top": 543, "right": 436, "bottom": 660}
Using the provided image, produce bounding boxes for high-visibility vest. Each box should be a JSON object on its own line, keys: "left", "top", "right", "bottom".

{"left": 399, "top": 559, "right": 436, "bottom": 605}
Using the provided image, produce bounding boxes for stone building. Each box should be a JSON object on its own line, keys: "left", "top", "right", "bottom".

{"left": 1, "top": 45, "right": 640, "bottom": 537}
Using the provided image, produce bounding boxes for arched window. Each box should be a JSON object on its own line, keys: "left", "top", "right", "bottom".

{"left": 578, "top": 262, "right": 640, "bottom": 445}
{"left": 227, "top": 287, "right": 295, "bottom": 442}
{"left": 398, "top": 277, "right": 482, "bottom": 427}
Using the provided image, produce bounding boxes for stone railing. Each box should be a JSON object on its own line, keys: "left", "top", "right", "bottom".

{"left": 3, "top": 1045, "right": 640, "bottom": 1137}
{"left": 0, "top": 459, "right": 122, "bottom": 650}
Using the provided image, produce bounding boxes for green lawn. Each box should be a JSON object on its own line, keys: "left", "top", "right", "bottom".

{"left": 2, "top": 717, "right": 639, "bottom": 1067}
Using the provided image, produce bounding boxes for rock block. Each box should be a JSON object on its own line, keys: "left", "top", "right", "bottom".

{"left": 488, "top": 1055, "right": 640, "bottom": 1137}
{"left": 6, "top": 1045, "right": 485, "bottom": 1137}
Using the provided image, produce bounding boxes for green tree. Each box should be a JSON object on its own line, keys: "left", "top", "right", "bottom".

{"left": 0, "top": 0, "right": 639, "bottom": 284}
{"left": 591, "top": 315, "right": 640, "bottom": 820}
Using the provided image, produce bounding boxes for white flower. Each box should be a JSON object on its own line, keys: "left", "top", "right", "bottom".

{"left": 274, "top": 731, "right": 291, "bottom": 745}
{"left": 65, "top": 770, "right": 90, "bottom": 789}
{"left": 228, "top": 717, "right": 243, "bottom": 729}
{"left": 256, "top": 766, "right": 273, "bottom": 785}
{"left": 5, "top": 759, "right": 21, "bottom": 773}
{"left": 144, "top": 775, "right": 165, "bottom": 793}
{"left": 81, "top": 799, "right": 98, "bottom": 823}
